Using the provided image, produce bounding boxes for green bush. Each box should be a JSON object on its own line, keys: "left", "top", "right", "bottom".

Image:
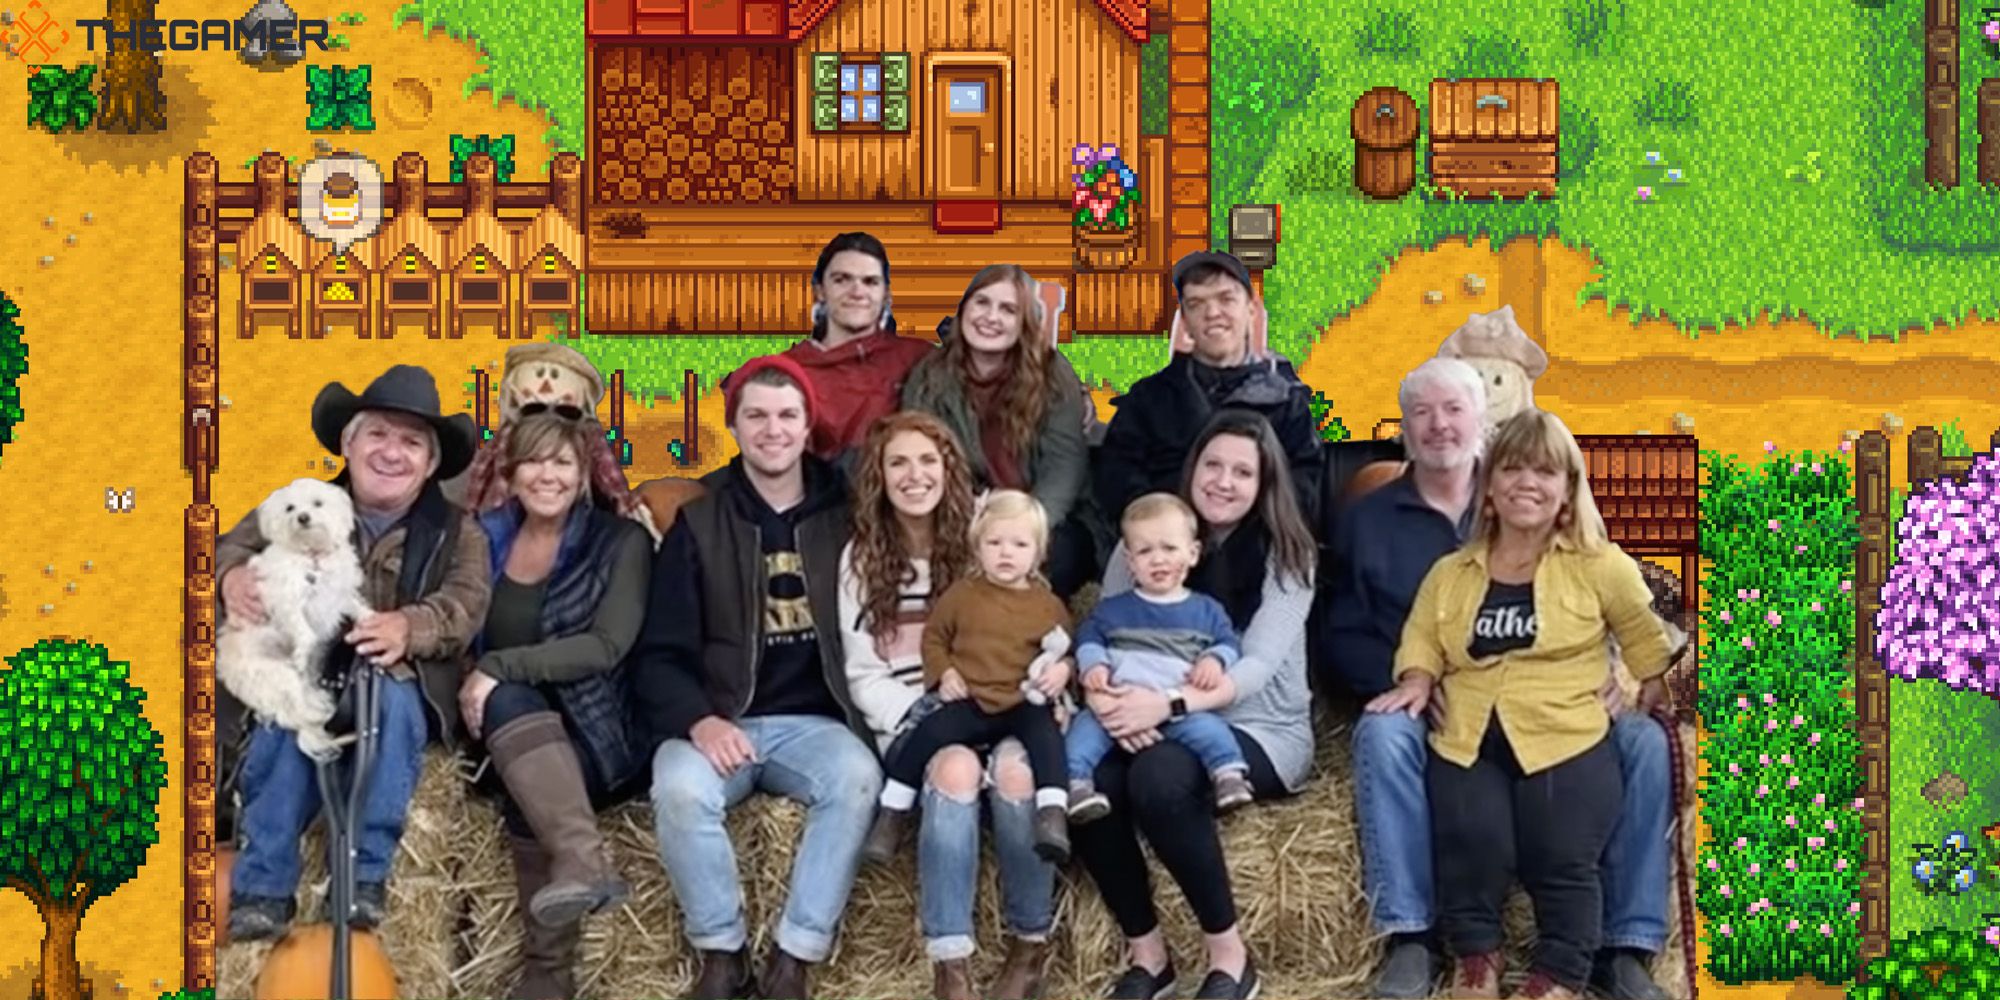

{"left": 307, "top": 65, "right": 375, "bottom": 131}
{"left": 1308, "top": 389, "right": 1351, "bottom": 442}
{"left": 1356, "top": 7, "right": 1422, "bottom": 58}
{"left": 0, "top": 291, "right": 24, "bottom": 462}
{"left": 1849, "top": 925, "right": 2000, "bottom": 999}
{"left": 1695, "top": 447, "right": 1862, "bottom": 984}
{"left": 1938, "top": 419, "right": 1973, "bottom": 458}
{"left": 1562, "top": 0, "right": 1624, "bottom": 54}
{"left": 1636, "top": 78, "right": 1700, "bottom": 127}
{"left": 156, "top": 989, "right": 216, "bottom": 1000}
{"left": 451, "top": 134, "right": 518, "bottom": 183}
{"left": 26, "top": 65, "right": 96, "bottom": 133}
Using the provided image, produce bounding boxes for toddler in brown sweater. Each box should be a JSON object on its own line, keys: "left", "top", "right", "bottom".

{"left": 861, "top": 490, "right": 1075, "bottom": 865}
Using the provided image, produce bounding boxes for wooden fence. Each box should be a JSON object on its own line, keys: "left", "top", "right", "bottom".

{"left": 1923, "top": 0, "right": 2000, "bottom": 186}
{"left": 1854, "top": 424, "right": 2000, "bottom": 962}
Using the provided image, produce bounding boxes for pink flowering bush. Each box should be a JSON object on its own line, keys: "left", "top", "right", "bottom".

{"left": 1697, "top": 447, "right": 1862, "bottom": 983}
{"left": 1875, "top": 450, "right": 2000, "bottom": 694}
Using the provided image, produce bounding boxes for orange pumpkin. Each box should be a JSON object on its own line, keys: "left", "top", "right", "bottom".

{"left": 217, "top": 847, "right": 235, "bottom": 947}
{"left": 1346, "top": 460, "right": 1409, "bottom": 502}
{"left": 254, "top": 925, "right": 399, "bottom": 1000}
{"left": 633, "top": 477, "right": 708, "bottom": 540}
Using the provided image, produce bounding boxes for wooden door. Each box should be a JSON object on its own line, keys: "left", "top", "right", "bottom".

{"left": 935, "top": 66, "right": 1000, "bottom": 198}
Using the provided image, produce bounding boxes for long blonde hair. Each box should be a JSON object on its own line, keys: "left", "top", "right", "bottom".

{"left": 1468, "top": 408, "right": 1608, "bottom": 552}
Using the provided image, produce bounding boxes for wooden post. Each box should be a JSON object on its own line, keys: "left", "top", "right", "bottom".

{"left": 395, "top": 152, "right": 428, "bottom": 215}
{"left": 1909, "top": 424, "right": 1944, "bottom": 485}
{"left": 183, "top": 152, "right": 221, "bottom": 994}
{"left": 474, "top": 369, "right": 490, "bottom": 436}
{"left": 466, "top": 154, "right": 498, "bottom": 219}
{"left": 1925, "top": 0, "right": 1960, "bottom": 187}
{"left": 1854, "top": 429, "right": 1892, "bottom": 964}
{"left": 610, "top": 370, "right": 626, "bottom": 441}
{"left": 1166, "top": 0, "right": 1212, "bottom": 263}
{"left": 684, "top": 369, "right": 700, "bottom": 466}
{"left": 551, "top": 152, "right": 585, "bottom": 228}
{"left": 253, "top": 151, "right": 288, "bottom": 215}
{"left": 1980, "top": 81, "right": 2000, "bottom": 185}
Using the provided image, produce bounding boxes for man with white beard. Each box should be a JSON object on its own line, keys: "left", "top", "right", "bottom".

{"left": 1315, "top": 357, "right": 1673, "bottom": 1000}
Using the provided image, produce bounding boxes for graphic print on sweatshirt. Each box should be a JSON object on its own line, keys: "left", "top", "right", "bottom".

{"left": 765, "top": 549, "right": 816, "bottom": 646}
{"left": 1468, "top": 580, "right": 1537, "bottom": 659}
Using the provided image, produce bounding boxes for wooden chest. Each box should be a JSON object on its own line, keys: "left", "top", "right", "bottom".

{"left": 1428, "top": 78, "right": 1559, "bottom": 200}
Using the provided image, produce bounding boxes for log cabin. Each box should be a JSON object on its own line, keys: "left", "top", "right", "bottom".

{"left": 583, "top": 0, "right": 1214, "bottom": 340}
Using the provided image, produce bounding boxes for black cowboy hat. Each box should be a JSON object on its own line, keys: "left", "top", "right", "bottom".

{"left": 310, "top": 364, "right": 479, "bottom": 480}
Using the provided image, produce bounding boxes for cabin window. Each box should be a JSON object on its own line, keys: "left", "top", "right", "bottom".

{"left": 811, "top": 51, "right": 909, "bottom": 133}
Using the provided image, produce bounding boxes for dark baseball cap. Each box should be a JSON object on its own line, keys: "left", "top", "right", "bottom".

{"left": 1171, "top": 250, "right": 1253, "bottom": 297}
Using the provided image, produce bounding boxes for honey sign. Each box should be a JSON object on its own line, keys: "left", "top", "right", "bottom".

{"left": 299, "top": 153, "right": 384, "bottom": 252}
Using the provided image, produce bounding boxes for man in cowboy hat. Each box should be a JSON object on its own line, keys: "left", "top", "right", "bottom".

{"left": 214, "top": 364, "right": 493, "bottom": 942}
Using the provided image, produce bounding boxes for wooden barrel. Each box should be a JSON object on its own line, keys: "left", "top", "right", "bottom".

{"left": 1980, "top": 80, "right": 2000, "bottom": 186}
{"left": 1072, "top": 227, "right": 1141, "bottom": 271}
{"left": 1351, "top": 87, "right": 1419, "bottom": 200}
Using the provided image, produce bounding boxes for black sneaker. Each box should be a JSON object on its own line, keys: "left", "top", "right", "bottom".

{"left": 1103, "top": 961, "right": 1176, "bottom": 999}
{"left": 1368, "top": 939, "right": 1439, "bottom": 999}
{"left": 1194, "top": 955, "right": 1261, "bottom": 1000}
{"left": 323, "top": 881, "right": 388, "bottom": 928}
{"left": 228, "top": 894, "right": 295, "bottom": 942}
{"left": 1590, "top": 948, "right": 1670, "bottom": 1000}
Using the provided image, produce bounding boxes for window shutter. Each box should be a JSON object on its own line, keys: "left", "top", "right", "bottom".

{"left": 813, "top": 93, "right": 841, "bottom": 132}
{"left": 882, "top": 53, "right": 911, "bottom": 132}
{"left": 811, "top": 52, "right": 842, "bottom": 132}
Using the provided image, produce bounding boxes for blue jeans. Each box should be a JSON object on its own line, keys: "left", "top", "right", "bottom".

{"left": 916, "top": 740, "right": 1057, "bottom": 961}
{"left": 1352, "top": 710, "right": 1671, "bottom": 952}
{"left": 1066, "top": 708, "right": 1247, "bottom": 781}
{"left": 649, "top": 714, "right": 884, "bottom": 962}
{"left": 232, "top": 674, "right": 428, "bottom": 899}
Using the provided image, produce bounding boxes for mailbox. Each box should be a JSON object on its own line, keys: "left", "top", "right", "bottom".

{"left": 1228, "top": 204, "right": 1281, "bottom": 270}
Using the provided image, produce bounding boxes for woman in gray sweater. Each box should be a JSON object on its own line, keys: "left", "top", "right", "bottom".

{"left": 463, "top": 412, "right": 653, "bottom": 1000}
{"left": 1072, "top": 410, "right": 1317, "bottom": 1000}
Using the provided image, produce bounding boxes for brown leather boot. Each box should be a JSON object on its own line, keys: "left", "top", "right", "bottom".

{"left": 508, "top": 836, "right": 580, "bottom": 1000}
{"left": 759, "top": 945, "right": 812, "bottom": 1000}
{"left": 488, "top": 712, "right": 630, "bottom": 926}
{"left": 990, "top": 936, "right": 1050, "bottom": 1000}
{"left": 931, "top": 958, "right": 976, "bottom": 1000}
{"left": 689, "top": 947, "right": 753, "bottom": 1000}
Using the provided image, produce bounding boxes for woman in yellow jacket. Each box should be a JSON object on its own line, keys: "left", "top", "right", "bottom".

{"left": 1373, "top": 408, "right": 1671, "bottom": 1000}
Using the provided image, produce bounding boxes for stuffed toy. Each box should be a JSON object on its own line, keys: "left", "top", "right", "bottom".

{"left": 1435, "top": 304, "right": 1548, "bottom": 426}
{"left": 461, "top": 342, "right": 648, "bottom": 533}
{"left": 1020, "top": 625, "right": 1072, "bottom": 707}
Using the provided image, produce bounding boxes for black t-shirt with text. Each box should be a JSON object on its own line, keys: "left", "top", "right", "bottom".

{"left": 1468, "top": 580, "right": 1537, "bottom": 659}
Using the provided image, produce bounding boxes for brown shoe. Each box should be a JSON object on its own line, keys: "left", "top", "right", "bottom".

{"left": 990, "top": 936, "right": 1050, "bottom": 1000}
{"left": 1450, "top": 951, "right": 1503, "bottom": 999}
{"left": 862, "top": 807, "right": 910, "bottom": 865}
{"left": 508, "top": 836, "right": 580, "bottom": 1000}
{"left": 759, "top": 946, "right": 812, "bottom": 1000}
{"left": 1032, "top": 805, "right": 1069, "bottom": 865}
{"left": 488, "top": 712, "right": 630, "bottom": 926}
{"left": 689, "top": 947, "right": 753, "bottom": 1000}
{"left": 931, "top": 958, "right": 976, "bottom": 1000}
{"left": 1212, "top": 769, "right": 1254, "bottom": 814}
{"left": 1510, "top": 969, "right": 1581, "bottom": 999}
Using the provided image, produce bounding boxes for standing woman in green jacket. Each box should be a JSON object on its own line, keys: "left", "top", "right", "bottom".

{"left": 902, "top": 263, "right": 1096, "bottom": 597}
{"left": 461, "top": 411, "right": 655, "bottom": 1000}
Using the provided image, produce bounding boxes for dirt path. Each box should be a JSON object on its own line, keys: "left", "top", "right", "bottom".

{"left": 0, "top": 0, "right": 555, "bottom": 986}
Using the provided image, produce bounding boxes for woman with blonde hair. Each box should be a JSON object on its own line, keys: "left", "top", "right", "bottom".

{"left": 902, "top": 264, "right": 1096, "bottom": 596}
{"left": 1372, "top": 408, "right": 1672, "bottom": 1000}
{"left": 839, "top": 415, "right": 1063, "bottom": 999}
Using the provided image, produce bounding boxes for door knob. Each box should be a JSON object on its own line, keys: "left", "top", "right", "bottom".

{"left": 983, "top": 142, "right": 995, "bottom": 153}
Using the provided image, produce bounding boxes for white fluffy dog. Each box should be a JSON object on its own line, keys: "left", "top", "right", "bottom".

{"left": 217, "top": 478, "right": 372, "bottom": 761}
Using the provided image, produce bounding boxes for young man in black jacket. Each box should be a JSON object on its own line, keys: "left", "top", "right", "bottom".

{"left": 1094, "top": 250, "right": 1324, "bottom": 530}
{"left": 631, "top": 354, "right": 882, "bottom": 1000}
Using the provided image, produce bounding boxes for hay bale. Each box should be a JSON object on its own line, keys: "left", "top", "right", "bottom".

{"left": 218, "top": 749, "right": 470, "bottom": 1000}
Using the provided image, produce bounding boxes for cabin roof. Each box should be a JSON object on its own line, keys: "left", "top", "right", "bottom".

{"left": 587, "top": 0, "right": 1150, "bottom": 44}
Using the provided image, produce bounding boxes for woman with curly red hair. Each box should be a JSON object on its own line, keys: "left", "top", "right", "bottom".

{"left": 838, "top": 411, "right": 1061, "bottom": 1000}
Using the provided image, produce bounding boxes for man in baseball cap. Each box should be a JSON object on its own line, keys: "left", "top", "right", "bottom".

{"left": 1096, "top": 250, "right": 1325, "bottom": 526}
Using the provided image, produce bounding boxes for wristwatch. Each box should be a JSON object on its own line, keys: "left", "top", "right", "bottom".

{"left": 1167, "top": 687, "right": 1189, "bottom": 722}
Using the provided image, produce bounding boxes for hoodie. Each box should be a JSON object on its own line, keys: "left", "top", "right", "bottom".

{"left": 781, "top": 330, "right": 935, "bottom": 464}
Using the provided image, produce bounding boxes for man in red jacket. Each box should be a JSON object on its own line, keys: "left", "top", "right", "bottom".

{"left": 745, "top": 232, "right": 933, "bottom": 470}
